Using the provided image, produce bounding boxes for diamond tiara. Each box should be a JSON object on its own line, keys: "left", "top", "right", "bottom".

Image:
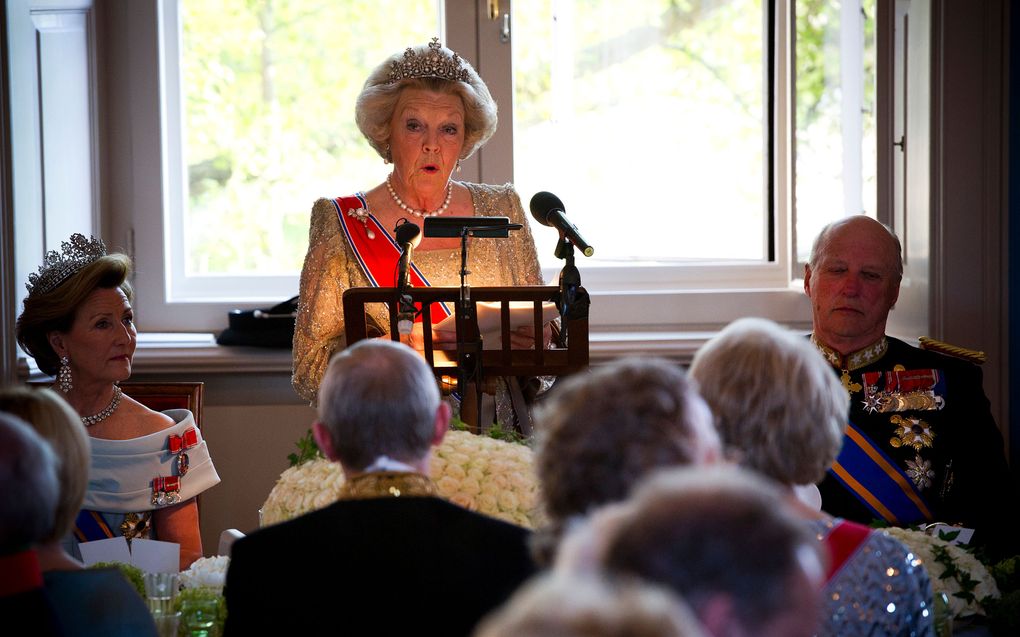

{"left": 387, "top": 37, "right": 470, "bottom": 84}
{"left": 26, "top": 233, "right": 108, "bottom": 296}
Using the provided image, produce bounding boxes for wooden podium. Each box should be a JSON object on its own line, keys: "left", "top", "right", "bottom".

{"left": 343, "top": 285, "right": 589, "bottom": 430}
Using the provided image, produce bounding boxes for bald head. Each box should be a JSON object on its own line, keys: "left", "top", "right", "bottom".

{"left": 804, "top": 216, "right": 903, "bottom": 354}
{"left": 808, "top": 216, "right": 902, "bottom": 280}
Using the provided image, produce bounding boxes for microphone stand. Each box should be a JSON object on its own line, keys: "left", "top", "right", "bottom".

{"left": 422, "top": 217, "right": 520, "bottom": 431}
{"left": 396, "top": 242, "right": 415, "bottom": 335}
{"left": 554, "top": 236, "right": 590, "bottom": 349}
{"left": 455, "top": 228, "right": 483, "bottom": 427}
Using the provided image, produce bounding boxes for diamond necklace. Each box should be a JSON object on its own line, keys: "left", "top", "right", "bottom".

{"left": 81, "top": 385, "right": 123, "bottom": 427}
{"left": 386, "top": 173, "right": 452, "bottom": 217}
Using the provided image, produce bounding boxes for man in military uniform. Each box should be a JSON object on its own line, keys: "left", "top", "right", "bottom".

{"left": 806, "top": 215, "right": 1016, "bottom": 559}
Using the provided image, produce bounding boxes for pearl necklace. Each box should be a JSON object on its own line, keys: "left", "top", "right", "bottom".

{"left": 386, "top": 173, "right": 452, "bottom": 217}
{"left": 81, "top": 385, "right": 123, "bottom": 427}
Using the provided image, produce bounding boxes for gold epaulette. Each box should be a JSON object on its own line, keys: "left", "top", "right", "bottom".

{"left": 918, "top": 336, "right": 987, "bottom": 365}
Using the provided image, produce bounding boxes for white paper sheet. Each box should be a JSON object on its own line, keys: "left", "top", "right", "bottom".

{"left": 434, "top": 301, "right": 558, "bottom": 340}
{"left": 77, "top": 535, "right": 180, "bottom": 573}
{"left": 130, "top": 538, "right": 181, "bottom": 574}
{"left": 78, "top": 536, "right": 132, "bottom": 566}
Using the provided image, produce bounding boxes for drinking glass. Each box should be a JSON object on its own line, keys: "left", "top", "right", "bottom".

{"left": 180, "top": 597, "right": 220, "bottom": 637}
{"left": 143, "top": 572, "right": 180, "bottom": 616}
{"left": 152, "top": 610, "right": 181, "bottom": 637}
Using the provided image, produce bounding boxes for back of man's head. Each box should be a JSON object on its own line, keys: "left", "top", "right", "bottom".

{"left": 599, "top": 466, "right": 824, "bottom": 637}
{"left": 0, "top": 411, "right": 59, "bottom": 552}
{"left": 317, "top": 340, "right": 440, "bottom": 471}
{"left": 534, "top": 357, "right": 720, "bottom": 521}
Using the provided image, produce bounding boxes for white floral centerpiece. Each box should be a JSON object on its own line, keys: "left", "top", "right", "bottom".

{"left": 883, "top": 527, "right": 1000, "bottom": 619}
{"left": 180, "top": 555, "right": 230, "bottom": 594}
{"left": 260, "top": 430, "right": 543, "bottom": 528}
{"left": 176, "top": 555, "right": 230, "bottom": 635}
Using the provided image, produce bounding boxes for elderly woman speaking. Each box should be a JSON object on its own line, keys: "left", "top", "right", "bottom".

{"left": 292, "top": 38, "right": 547, "bottom": 414}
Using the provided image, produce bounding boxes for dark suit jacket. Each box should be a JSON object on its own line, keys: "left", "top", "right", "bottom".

{"left": 819, "top": 336, "right": 1017, "bottom": 558}
{"left": 223, "top": 496, "right": 536, "bottom": 636}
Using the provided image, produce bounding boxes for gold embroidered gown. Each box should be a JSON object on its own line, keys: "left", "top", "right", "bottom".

{"left": 292, "top": 181, "right": 545, "bottom": 404}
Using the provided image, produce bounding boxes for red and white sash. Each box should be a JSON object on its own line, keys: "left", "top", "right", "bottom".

{"left": 332, "top": 195, "right": 451, "bottom": 324}
{"left": 823, "top": 519, "right": 872, "bottom": 582}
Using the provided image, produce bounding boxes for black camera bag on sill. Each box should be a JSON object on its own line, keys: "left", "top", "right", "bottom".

{"left": 215, "top": 296, "right": 298, "bottom": 349}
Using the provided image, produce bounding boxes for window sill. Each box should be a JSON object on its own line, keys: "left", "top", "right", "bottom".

{"left": 18, "top": 328, "right": 751, "bottom": 382}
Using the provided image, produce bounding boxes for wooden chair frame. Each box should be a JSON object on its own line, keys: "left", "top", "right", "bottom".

{"left": 117, "top": 381, "right": 204, "bottom": 431}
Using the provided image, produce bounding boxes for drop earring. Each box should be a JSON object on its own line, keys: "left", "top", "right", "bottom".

{"left": 384, "top": 144, "right": 392, "bottom": 165}
{"left": 456, "top": 159, "right": 462, "bottom": 173}
{"left": 58, "top": 356, "right": 73, "bottom": 393}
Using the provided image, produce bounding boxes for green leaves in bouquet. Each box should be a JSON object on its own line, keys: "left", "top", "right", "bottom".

{"left": 287, "top": 428, "right": 324, "bottom": 467}
{"left": 89, "top": 561, "right": 146, "bottom": 597}
{"left": 932, "top": 542, "right": 981, "bottom": 604}
{"left": 984, "top": 555, "right": 1020, "bottom": 636}
{"left": 449, "top": 415, "right": 530, "bottom": 446}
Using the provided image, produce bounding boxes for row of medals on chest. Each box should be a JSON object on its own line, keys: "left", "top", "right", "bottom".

{"left": 842, "top": 365, "right": 944, "bottom": 453}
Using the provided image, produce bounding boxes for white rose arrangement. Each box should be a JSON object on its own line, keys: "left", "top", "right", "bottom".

{"left": 883, "top": 527, "right": 1000, "bottom": 619}
{"left": 177, "top": 555, "right": 230, "bottom": 635}
{"left": 260, "top": 457, "right": 347, "bottom": 526}
{"left": 260, "top": 430, "right": 543, "bottom": 528}
{"left": 179, "top": 555, "right": 231, "bottom": 594}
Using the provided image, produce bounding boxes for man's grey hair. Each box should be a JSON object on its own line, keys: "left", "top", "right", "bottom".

{"left": 808, "top": 216, "right": 904, "bottom": 280}
{"left": 317, "top": 340, "right": 440, "bottom": 471}
{"left": 0, "top": 410, "right": 59, "bottom": 551}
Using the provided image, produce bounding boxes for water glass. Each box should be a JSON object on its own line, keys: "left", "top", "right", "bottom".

{"left": 180, "top": 598, "right": 219, "bottom": 637}
{"left": 152, "top": 610, "right": 181, "bottom": 637}
{"left": 143, "top": 572, "right": 180, "bottom": 616}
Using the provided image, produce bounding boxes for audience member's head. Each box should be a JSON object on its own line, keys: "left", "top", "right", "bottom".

{"left": 313, "top": 339, "right": 448, "bottom": 473}
{"left": 593, "top": 465, "right": 826, "bottom": 637}
{"left": 0, "top": 410, "right": 60, "bottom": 553}
{"left": 0, "top": 387, "right": 90, "bottom": 545}
{"left": 689, "top": 317, "right": 847, "bottom": 486}
{"left": 474, "top": 573, "right": 708, "bottom": 637}
{"left": 531, "top": 358, "right": 720, "bottom": 563}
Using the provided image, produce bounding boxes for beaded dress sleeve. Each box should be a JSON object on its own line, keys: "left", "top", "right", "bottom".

{"left": 291, "top": 197, "right": 387, "bottom": 404}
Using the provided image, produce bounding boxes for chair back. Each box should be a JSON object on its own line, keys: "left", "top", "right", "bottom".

{"left": 118, "top": 382, "right": 204, "bottom": 431}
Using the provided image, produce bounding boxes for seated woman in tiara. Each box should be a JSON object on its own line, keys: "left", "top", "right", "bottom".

{"left": 292, "top": 38, "right": 550, "bottom": 427}
{"left": 16, "top": 234, "right": 220, "bottom": 570}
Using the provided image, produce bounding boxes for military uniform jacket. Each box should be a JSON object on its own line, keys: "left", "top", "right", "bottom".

{"left": 816, "top": 336, "right": 1016, "bottom": 558}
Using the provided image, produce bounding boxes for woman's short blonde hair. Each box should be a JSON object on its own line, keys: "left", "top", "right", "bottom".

{"left": 355, "top": 42, "right": 497, "bottom": 161}
{"left": 16, "top": 253, "right": 133, "bottom": 376}
{"left": 0, "top": 386, "right": 90, "bottom": 543}
{"left": 689, "top": 317, "right": 847, "bottom": 485}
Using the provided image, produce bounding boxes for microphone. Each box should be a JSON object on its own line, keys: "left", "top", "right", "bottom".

{"left": 529, "top": 192, "right": 594, "bottom": 257}
{"left": 395, "top": 220, "right": 422, "bottom": 250}
{"left": 395, "top": 220, "right": 421, "bottom": 335}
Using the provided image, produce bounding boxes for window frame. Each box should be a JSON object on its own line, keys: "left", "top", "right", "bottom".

{"left": 120, "top": 0, "right": 811, "bottom": 335}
